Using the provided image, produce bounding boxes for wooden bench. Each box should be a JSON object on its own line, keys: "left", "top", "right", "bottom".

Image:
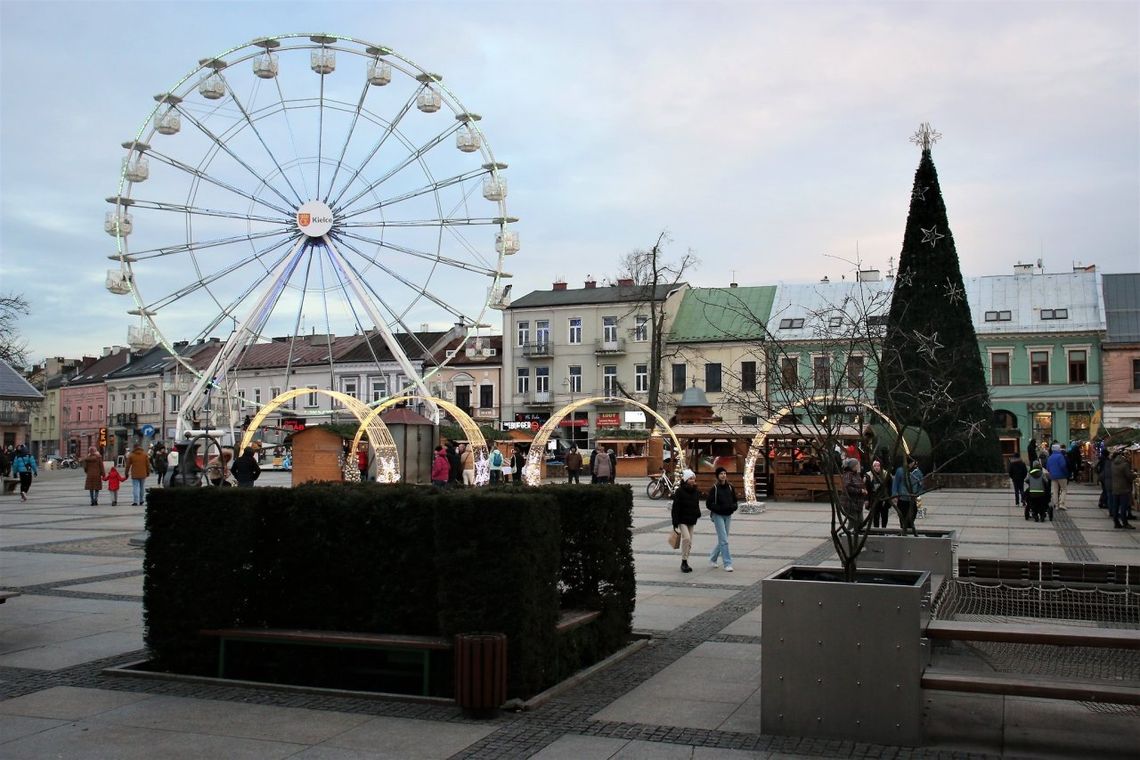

{"left": 2, "top": 478, "right": 18, "bottom": 495}
{"left": 923, "top": 618, "right": 1140, "bottom": 704}
{"left": 775, "top": 475, "right": 841, "bottom": 502}
{"left": 199, "top": 628, "right": 452, "bottom": 696}
{"left": 958, "top": 558, "right": 1140, "bottom": 586}
{"left": 556, "top": 609, "right": 601, "bottom": 633}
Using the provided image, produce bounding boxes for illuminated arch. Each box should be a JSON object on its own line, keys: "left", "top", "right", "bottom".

{"left": 239, "top": 388, "right": 399, "bottom": 481}
{"left": 742, "top": 394, "right": 909, "bottom": 504}
{"left": 351, "top": 394, "right": 490, "bottom": 485}
{"left": 522, "top": 397, "right": 684, "bottom": 486}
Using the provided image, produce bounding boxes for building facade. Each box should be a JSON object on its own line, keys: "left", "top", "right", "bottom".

{"left": 1100, "top": 273, "right": 1140, "bottom": 430}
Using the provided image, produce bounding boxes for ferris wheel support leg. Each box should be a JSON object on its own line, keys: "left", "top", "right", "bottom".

{"left": 176, "top": 236, "right": 311, "bottom": 441}
{"left": 320, "top": 235, "right": 439, "bottom": 422}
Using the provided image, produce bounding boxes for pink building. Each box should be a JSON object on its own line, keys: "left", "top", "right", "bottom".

{"left": 59, "top": 348, "right": 130, "bottom": 456}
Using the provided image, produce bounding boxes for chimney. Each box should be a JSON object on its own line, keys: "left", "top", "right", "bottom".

{"left": 617, "top": 278, "right": 634, "bottom": 287}
{"left": 584, "top": 276, "right": 596, "bottom": 289}
{"left": 729, "top": 282, "right": 738, "bottom": 288}
{"left": 552, "top": 280, "right": 567, "bottom": 291}
{"left": 1013, "top": 262, "right": 1034, "bottom": 275}
{"left": 857, "top": 269, "right": 881, "bottom": 282}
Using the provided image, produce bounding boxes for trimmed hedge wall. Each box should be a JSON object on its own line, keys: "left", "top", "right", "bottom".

{"left": 144, "top": 482, "right": 633, "bottom": 698}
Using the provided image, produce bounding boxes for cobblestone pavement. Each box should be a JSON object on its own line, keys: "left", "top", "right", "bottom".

{"left": 1, "top": 469, "right": 1136, "bottom": 758}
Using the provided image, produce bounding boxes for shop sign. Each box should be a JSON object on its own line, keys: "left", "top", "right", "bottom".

{"left": 558, "top": 417, "right": 588, "bottom": 427}
{"left": 624, "top": 411, "right": 646, "bottom": 424}
{"left": 503, "top": 420, "right": 539, "bottom": 431}
{"left": 596, "top": 413, "right": 621, "bottom": 427}
{"left": 1026, "top": 401, "right": 1095, "bottom": 412}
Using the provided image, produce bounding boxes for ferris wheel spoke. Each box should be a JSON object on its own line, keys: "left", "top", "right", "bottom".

{"left": 124, "top": 197, "right": 287, "bottom": 226}
{"left": 332, "top": 235, "right": 470, "bottom": 322}
{"left": 336, "top": 229, "right": 500, "bottom": 278}
{"left": 171, "top": 103, "right": 300, "bottom": 210}
{"left": 315, "top": 68, "right": 327, "bottom": 201}
{"left": 338, "top": 166, "right": 487, "bottom": 220}
{"left": 326, "top": 91, "right": 419, "bottom": 209}
{"left": 145, "top": 149, "right": 295, "bottom": 217}
{"left": 334, "top": 121, "right": 463, "bottom": 213}
{"left": 215, "top": 71, "right": 310, "bottom": 205}
{"left": 195, "top": 237, "right": 309, "bottom": 341}
{"left": 123, "top": 228, "right": 291, "bottom": 262}
{"left": 340, "top": 216, "right": 503, "bottom": 228}
{"left": 321, "top": 81, "right": 372, "bottom": 204}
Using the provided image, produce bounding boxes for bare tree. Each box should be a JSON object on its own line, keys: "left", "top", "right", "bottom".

{"left": 618, "top": 231, "right": 698, "bottom": 414}
{"left": 0, "top": 293, "right": 30, "bottom": 367}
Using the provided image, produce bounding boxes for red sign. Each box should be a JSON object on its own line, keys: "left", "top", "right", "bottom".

{"left": 281, "top": 418, "right": 306, "bottom": 432}
{"left": 558, "top": 418, "right": 588, "bottom": 427}
{"left": 596, "top": 413, "right": 621, "bottom": 427}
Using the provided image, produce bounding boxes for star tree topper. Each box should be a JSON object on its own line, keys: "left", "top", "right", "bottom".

{"left": 910, "top": 122, "right": 942, "bottom": 151}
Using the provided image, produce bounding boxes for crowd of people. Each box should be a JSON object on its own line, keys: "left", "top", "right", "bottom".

{"left": 1009, "top": 439, "right": 1136, "bottom": 528}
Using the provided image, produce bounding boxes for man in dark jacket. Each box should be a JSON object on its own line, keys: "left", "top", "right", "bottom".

{"left": 706, "top": 466, "right": 738, "bottom": 572}
{"left": 565, "top": 446, "right": 583, "bottom": 484}
{"left": 446, "top": 440, "right": 461, "bottom": 486}
{"left": 671, "top": 469, "right": 701, "bottom": 573}
{"left": 1008, "top": 453, "right": 1028, "bottom": 513}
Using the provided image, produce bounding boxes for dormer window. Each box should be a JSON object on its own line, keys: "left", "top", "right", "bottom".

{"left": 984, "top": 310, "right": 1012, "bottom": 322}
{"left": 1040, "top": 308, "right": 1068, "bottom": 320}
{"left": 779, "top": 318, "right": 804, "bottom": 329}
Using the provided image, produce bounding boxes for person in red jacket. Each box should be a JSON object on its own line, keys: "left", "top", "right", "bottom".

{"left": 431, "top": 445, "right": 450, "bottom": 487}
{"left": 103, "top": 465, "right": 124, "bottom": 507}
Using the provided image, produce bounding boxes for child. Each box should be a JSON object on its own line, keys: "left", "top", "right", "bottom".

{"left": 104, "top": 465, "right": 124, "bottom": 506}
{"left": 1025, "top": 459, "right": 1051, "bottom": 522}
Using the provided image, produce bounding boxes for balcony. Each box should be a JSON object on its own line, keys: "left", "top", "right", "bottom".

{"left": 522, "top": 341, "right": 554, "bottom": 358}
{"left": 472, "top": 406, "right": 499, "bottom": 420}
{"left": 594, "top": 337, "right": 626, "bottom": 355}
{"left": 524, "top": 391, "right": 553, "bottom": 406}
{"left": 0, "top": 410, "right": 30, "bottom": 425}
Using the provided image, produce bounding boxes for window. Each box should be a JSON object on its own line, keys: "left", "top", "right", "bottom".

{"left": 634, "top": 315, "right": 649, "bottom": 342}
{"left": 237, "top": 389, "right": 246, "bottom": 406}
{"left": 991, "top": 353, "right": 1011, "bottom": 386}
{"left": 705, "top": 363, "right": 722, "bottom": 393}
{"left": 741, "top": 415, "right": 758, "bottom": 425}
{"left": 846, "top": 355, "right": 865, "bottom": 389}
{"left": 342, "top": 378, "right": 358, "bottom": 402}
{"left": 828, "top": 316, "right": 843, "bottom": 328}
{"left": 984, "top": 310, "right": 1013, "bottom": 322}
{"left": 306, "top": 386, "right": 319, "bottom": 407}
{"left": 603, "top": 316, "right": 618, "bottom": 343}
{"left": 169, "top": 394, "right": 180, "bottom": 413}
{"left": 150, "top": 391, "right": 157, "bottom": 413}
{"left": 568, "top": 365, "right": 582, "bottom": 393}
{"left": 368, "top": 378, "right": 386, "bottom": 402}
{"left": 741, "top": 361, "right": 757, "bottom": 392}
{"left": 516, "top": 368, "right": 529, "bottom": 395}
{"left": 635, "top": 364, "right": 648, "bottom": 393}
{"left": 779, "top": 318, "right": 804, "bottom": 329}
{"left": 1134, "top": 359, "right": 1140, "bottom": 391}
{"left": 1030, "top": 350, "right": 1049, "bottom": 384}
{"left": 536, "top": 319, "right": 550, "bottom": 348}
{"left": 780, "top": 357, "right": 798, "bottom": 388}
{"left": 568, "top": 317, "right": 581, "bottom": 344}
{"left": 603, "top": 365, "right": 618, "bottom": 394}
{"left": 535, "top": 366, "right": 549, "bottom": 393}
{"left": 479, "top": 384, "right": 494, "bottom": 409}
{"left": 813, "top": 355, "right": 830, "bottom": 389}
{"left": 516, "top": 320, "right": 529, "bottom": 347}
{"left": 288, "top": 387, "right": 297, "bottom": 410}
{"left": 270, "top": 386, "right": 282, "bottom": 402}
{"left": 1068, "top": 350, "right": 1087, "bottom": 383}
{"left": 1069, "top": 412, "right": 1091, "bottom": 443}
{"left": 109, "top": 394, "right": 116, "bottom": 413}
{"left": 130, "top": 393, "right": 136, "bottom": 412}
{"left": 253, "top": 387, "right": 262, "bottom": 404}
{"left": 866, "top": 315, "right": 888, "bottom": 328}
{"left": 671, "top": 363, "right": 686, "bottom": 393}
{"left": 1040, "top": 308, "right": 1069, "bottom": 320}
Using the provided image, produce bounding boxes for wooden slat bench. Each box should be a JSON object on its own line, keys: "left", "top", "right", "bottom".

{"left": 556, "top": 609, "right": 601, "bottom": 633}
{"left": 957, "top": 558, "right": 1140, "bottom": 586}
{"left": 199, "top": 628, "right": 452, "bottom": 696}
{"left": 2, "top": 478, "right": 19, "bottom": 495}
{"left": 926, "top": 619, "right": 1140, "bottom": 649}
{"left": 921, "top": 671, "right": 1140, "bottom": 705}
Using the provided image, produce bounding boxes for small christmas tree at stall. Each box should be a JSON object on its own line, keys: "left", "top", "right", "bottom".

{"left": 875, "top": 123, "right": 1002, "bottom": 473}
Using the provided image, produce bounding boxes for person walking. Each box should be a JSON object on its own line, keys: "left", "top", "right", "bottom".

{"left": 1008, "top": 452, "right": 1029, "bottom": 516}
{"left": 671, "top": 469, "right": 701, "bottom": 573}
{"left": 82, "top": 447, "right": 105, "bottom": 506}
{"left": 841, "top": 458, "right": 867, "bottom": 527}
{"left": 125, "top": 444, "right": 150, "bottom": 506}
{"left": 1026, "top": 459, "right": 1051, "bottom": 522}
{"left": 0, "top": 446, "right": 8, "bottom": 478}
{"left": 892, "top": 459, "right": 924, "bottom": 532}
{"left": 460, "top": 443, "right": 476, "bottom": 487}
{"left": 565, "top": 446, "right": 583, "bottom": 484}
{"left": 706, "top": 466, "right": 738, "bottom": 572}
{"left": 231, "top": 447, "right": 261, "bottom": 487}
{"left": 488, "top": 446, "right": 504, "bottom": 484}
{"left": 865, "top": 460, "right": 892, "bottom": 528}
{"left": 103, "top": 464, "right": 124, "bottom": 506}
{"left": 431, "top": 445, "right": 450, "bottom": 487}
{"left": 1046, "top": 444, "right": 1070, "bottom": 510}
{"left": 446, "top": 440, "right": 462, "bottom": 487}
{"left": 509, "top": 446, "right": 526, "bottom": 485}
{"left": 150, "top": 442, "right": 168, "bottom": 488}
{"left": 11, "top": 445, "right": 37, "bottom": 502}
{"left": 591, "top": 442, "right": 614, "bottom": 484}
{"left": 1109, "top": 447, "right": 1135, "bottom": 529}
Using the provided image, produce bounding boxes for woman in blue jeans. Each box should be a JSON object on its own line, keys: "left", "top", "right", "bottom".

{"left": 706, "top": 467, "right": 738, "bottom": 572}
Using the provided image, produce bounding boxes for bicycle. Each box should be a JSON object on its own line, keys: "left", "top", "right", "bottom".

{"left": 646, "top": 470, "right": 678, "bottom": 500}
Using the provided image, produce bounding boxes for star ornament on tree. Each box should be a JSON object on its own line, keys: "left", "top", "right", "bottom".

{"left": 944, "top": 279, "right": 965, "bottom": 304}
{"left": 920, "top": 226, "right": 945, "bottom": 248}
{"left": 912, "top": 185, "right": 929, "bottom": 202}
{"left": 912, "top": 329, "right": 944, "bottom": 360}
{"left": 894, "top": 269, "right": 915, "bottom": 288}
{"left": 959, "top": 419, "right": 986, "bottom": 442}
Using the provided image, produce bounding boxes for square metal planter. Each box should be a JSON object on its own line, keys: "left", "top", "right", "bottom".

{"left": 861, "top": 529, "right": 957, "bottom": 587}
{"left": 761, "top": 565, "right": 931, "bottom": 746}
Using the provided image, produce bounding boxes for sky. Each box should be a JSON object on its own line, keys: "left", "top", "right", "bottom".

{"left": 2, "top": 0, "right": 1138, "bottom": 365}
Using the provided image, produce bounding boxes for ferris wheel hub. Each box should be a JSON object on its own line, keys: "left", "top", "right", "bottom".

{"left": 296, "top": 200, "right": 334, "bottom": 237}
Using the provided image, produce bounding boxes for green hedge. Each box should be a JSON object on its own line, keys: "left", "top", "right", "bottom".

{"left": 144, "top": 483, "right": 633, "bottom": 698}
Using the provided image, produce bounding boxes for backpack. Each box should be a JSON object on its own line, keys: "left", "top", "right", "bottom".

{"left": 491, "top": 449, "right": 503, "bottom": 467}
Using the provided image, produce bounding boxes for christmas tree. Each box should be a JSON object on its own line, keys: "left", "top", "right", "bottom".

{"left": 874, "top": 124, "right": 1002, "bottom": 473}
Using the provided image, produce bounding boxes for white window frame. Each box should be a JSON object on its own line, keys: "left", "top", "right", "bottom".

{"left": 369, "top": 377, "right": 387, "bottom": 402}
{"left": 516, "top": 367, "right": 529, "bottom": 395}
{"left": 1066, "top": 344, "right": 1091, "bottom": 384}
{"left": 535, "top": 366, "right": 549, "bottom": 393}
{"left": 602, "top": 316, "right": 618, "bottom": 343}
{"left": 1027, "top": 345, "right": 1052, "bottom": 385}
{"left": 517, "top": 320, "right": 530, "bottom": 347}
{"left": 603, "top": 365, "right": 618, "bottom": 394}
{"left": 535, "top": 319, "right": 550, "bottom": 348}
{"left": 568, "top": 365, "right": 582, "bottom": 393}
{"left": 987, "top": 347, "right": 1013, "bottom": 386}
{"left": 634, "top": 315, "right": 649, "bottom": 342}
{"left": 635, "top": 363, "right": 648, "bottom": 393}
{"left": 568, "top": 317, "right": 582, "bottom": 344}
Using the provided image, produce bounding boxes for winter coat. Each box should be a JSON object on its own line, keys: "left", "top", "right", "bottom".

{"left": 892, "top": 464, "right": 923, "bottom": 500}
{"left": 104, "top": 468, "right": 124, "bottom": 491}
{"left": 230, "top": 453, "right": 261, "bottom": 484}
{"left": 706, "top": 481, "right": 738, "bottom": 516}
{"left": 460, "top": 448, "right": 475, "bottom": 472}
{"left": 1045, "top": 450, "right": 1069, "bottom": 480}
{"left": 1026, "top": 466, "right": 1049, "bottom": 494}
{"left": 1007, "top": 458, "right": 1028, "bottom": 483}
{"left": 592, "top": 450, "right": 614, "bottom": 478}
{"left": 565, "top": 450, "right": 583, "bottom": 472}
{"left": 865, "top": 467, "right": 891, "bottom": 499}
{"left": 1110, "top": 455, "right": 1134, "bottom": 495}
{"left": 843, "top": 470, "right": 867, "bottom": 513}
{"left": 125, "top": 448, "right": 150, "bottom": 480}
{"left": 446, "top": 445, "right": 461, "bottom": 482}
{"left": 431, "top": 452, "right": 450, "bottom": 482}
{"left": 82, "top": 454, "right": 105, "bottom": 490}
{"left": 671, "top": 481, "right": 702, "bottom": 528}
{"left": 12, "top": 454, "right": 37, "bottom": 476}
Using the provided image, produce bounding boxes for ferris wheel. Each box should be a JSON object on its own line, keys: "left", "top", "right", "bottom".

{"left": 104, "top": 33, "right": 517, "bottom": 439}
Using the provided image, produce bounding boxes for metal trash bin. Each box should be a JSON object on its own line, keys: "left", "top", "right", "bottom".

{"left": 454, "top": 632, "right": 507, "bottom": 718}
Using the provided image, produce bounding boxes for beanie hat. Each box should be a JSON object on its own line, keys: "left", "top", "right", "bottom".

{"left": 714, "top": 466, "right": 727, "bottom": 476}
{"left": 681, "top": 469, "right": 696, "bottom": 482}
